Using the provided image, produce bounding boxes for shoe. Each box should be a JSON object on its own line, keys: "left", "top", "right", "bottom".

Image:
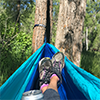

{"left": 39, "top": 57, "right": 53, "bottom": 87}
{"left": 51, "top": 52, "right": 65, "bottom": 86}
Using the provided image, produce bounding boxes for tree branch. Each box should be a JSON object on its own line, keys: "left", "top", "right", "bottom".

{"left": 2, "top": 33, "right": 18, "bottom": 50}
{"left": 2, "top": 13, "right": 20, "bottom": 48}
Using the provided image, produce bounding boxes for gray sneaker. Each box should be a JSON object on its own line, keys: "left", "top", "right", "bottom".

{"left": 39, "top": 57, "right": 53, "bottom": 87}
{"left": 51, "top": 52, "right": 65, "bottom": 86}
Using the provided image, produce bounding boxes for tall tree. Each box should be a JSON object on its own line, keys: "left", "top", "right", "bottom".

{"left": 2, "top": 0, "right": 34, "bottom": 33}
{"left": 50, "top": 0, "right": 53, "bottom": 42}
{"left": 16, "top": 0, "right": 20, "bottom": 32}
{"left": 85, "top": 27, "right": 88, "bottom": 51}
{"left": 32, "top": 0, "right": 53, "bottom": 53}
{"left": 0, "top": 0, "right": 36, "bottom": 86}
{"left": 32, "top": 0, "right": 47, "bottom": 53}
{"left": 83, "top": 0, "right": 100, "bottom": 51}
{"left": 52, "top": 0, "right": 60, "bottom": 44}
{"left": 0, "top": 0, "right": 35, "bottom": 49}
{"left": 55, "top": 0, "right": 87, "bottom": 67}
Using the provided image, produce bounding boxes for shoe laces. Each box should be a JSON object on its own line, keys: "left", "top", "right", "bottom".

{"left": 53, "top": 60, "right": 62, "bottom": 73}
{"left": 40, "top": 65, "right": 51, "bottom": 80}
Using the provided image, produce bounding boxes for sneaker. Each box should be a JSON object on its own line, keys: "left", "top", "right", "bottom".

{"left": 39, "top": 57, "right": 53, "bottom": 87}
{"left": 51, "top": 52, "right": 65, "bottom": 86}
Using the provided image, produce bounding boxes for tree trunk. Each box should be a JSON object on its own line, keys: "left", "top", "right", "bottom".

{"left": 86, "top": 27, "right": 88, "bottom": 51}
{"left": 50, "top": 0, "right": 53, "bottom": 43}
{"left": 55, "top": 0, "right": 86, "bottom": 67}
{"left": 45, "top": 0, "right": 53, "bottom": 43}
{"left": 16, "top": 0, "right": 20, "bottom": 32}
{"left": 32, "top": 0, "right": 53, "bottom": 53}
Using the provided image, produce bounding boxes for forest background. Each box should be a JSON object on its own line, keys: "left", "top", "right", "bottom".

{"left": 0, "top": 0, "right": 100, "bottom": 86}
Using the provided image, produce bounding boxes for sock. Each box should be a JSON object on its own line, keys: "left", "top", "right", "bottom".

{"left": 40, "top": 84, "right": 49, "bottom": 90}
{"left": 50, "top": 74, "right": 60, "bottom": 80}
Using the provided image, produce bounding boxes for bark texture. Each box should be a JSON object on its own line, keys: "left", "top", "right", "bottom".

{"left": 32, "top": 0, "right": 47, "bottom": 53}
{"left": 55, "top": 0, "right": 86, "bottom": 67}
{"left": 50, "top": 0, "right": 53, "bottom": 42}
{"left": 32, "top": 0, "right": 53, "bottom": 53}
{"left": 86, "top": 27, "right": 88, "bottom": 51}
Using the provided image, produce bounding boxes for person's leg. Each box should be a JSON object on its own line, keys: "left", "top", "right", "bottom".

{"left": 39, "top": 57, "right": 53, "bottom": 93}
{"left": 41, "top": 85, "right": 48, "bottom": 93}
{"left": 42, "top": 75, "right": 60, "bottom": 100}
{"left": 41, "top": 75, "right": 59, "bottom": 93}
{"left": 39, "top": 57, "right": 60, "bottom": 100}
{"left": 39, "top": 52, "right": 64, "bottom": 100}
{"left": 47, "top": 75, "right": 59, "bottom": 92}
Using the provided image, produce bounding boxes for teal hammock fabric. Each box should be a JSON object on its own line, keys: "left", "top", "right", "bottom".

{"left": 0, "top": 43, "right": 100, "bottom": 100}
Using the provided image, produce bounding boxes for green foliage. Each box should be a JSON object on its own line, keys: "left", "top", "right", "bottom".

{"left": 51, "top": 0, "right": 60, "bottom": 44}
{"left": 92, "top": 31, "right": 100, "bottom": 50}
{"left": 21, "top": 5, "right": 36, "bottom": 34}
{"left": 81, "top": 0, "right": 100, "bottom": 78}
{"left": 2, "top": 0, "right": 34, "bottom": 22}
{"left": 80, "top": 51, "right": 100, "bottom": 78}
{"left": 83, "top": 0, "right": 100, "bottom": 51}
{"left": 0, "top": 31, "right": 32, "bottom": 86}
{"left": 0, "top": 0, "right": 35, "bottom": 86}
{"left": 82, "top": 0, "right": 100, "bottom": 78}
{"left": 0, "top": 0, "right": 100, "bottom": 87}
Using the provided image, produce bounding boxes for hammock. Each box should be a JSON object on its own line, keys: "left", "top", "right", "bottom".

{"left": 0, "top": 43, "right": 100, "bottom": 100}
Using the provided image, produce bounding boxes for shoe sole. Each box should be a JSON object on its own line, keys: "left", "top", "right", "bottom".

{"left": 39, "top": 57, "right": 52, "bottom": 72}
{"left": 52, "top": 52, "right": 65, "bottom": 68}
{"left": 39, "top": 57, "right": 50, "bottom": 67}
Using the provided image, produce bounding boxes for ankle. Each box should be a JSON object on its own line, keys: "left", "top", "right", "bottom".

{"left": 50, "top": 75, "right": 59, "bottom": 81}
{"left": 41, "top": 86, "right": 48, "bottom": 93}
